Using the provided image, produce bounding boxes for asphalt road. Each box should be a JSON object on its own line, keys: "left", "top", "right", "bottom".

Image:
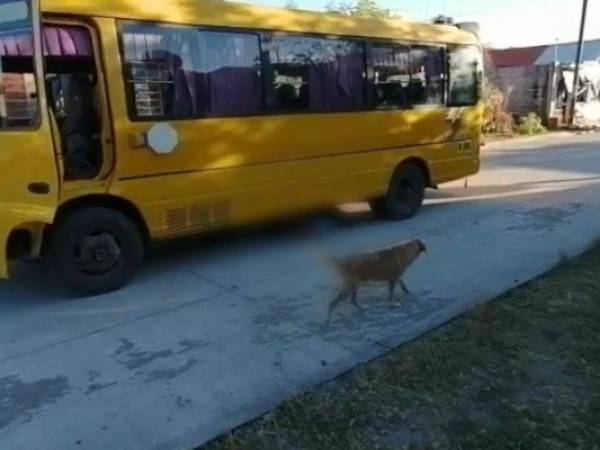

{"left": 1, "top": 133, "right": 600, "bottom": 450}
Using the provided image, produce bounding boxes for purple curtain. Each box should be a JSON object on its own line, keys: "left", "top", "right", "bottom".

{"left": 423, "top": 48, "right": 445, "bottom": 104}
{"left": 270, "top": 36, "right": 365, "bottom": 112}
{"left": 43, "top": 26, "right": 91, "bottom": 56}
{"left": 337, "top": 53, "right": 365, "bottom": 107}
{"left": 187, "top": 71, "right": 211, "bottom": 116}
{"left": 0, "top": 26, "right": 91, "bottom": 57}
{"left": 308, "top": 53, "right": 364, "bottom": 110}
{"left": 121, "top": 24, "right": 264, "bottom": 118}
{"left": 208, "top": 67, "right": 262, "bottom": 115}
{"left": 0, "top": 30, "right": 32, "bottom": 56}
{"left": 308, "top": 63, "right": 322, "bottom": 109}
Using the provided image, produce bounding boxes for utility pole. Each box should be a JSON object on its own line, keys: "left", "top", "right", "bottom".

{"left": 568, "top": 0, "right": 589, "bottom": 126}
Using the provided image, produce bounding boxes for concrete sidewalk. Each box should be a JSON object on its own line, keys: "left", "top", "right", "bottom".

{"left": 1, "top": 134, "right": 600, "bottom": 450}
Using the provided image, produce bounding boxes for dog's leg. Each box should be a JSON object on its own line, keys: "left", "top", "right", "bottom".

{"left": 399, "top": 279, "right": 410, "bottom": 294}
{"left": 387, "top": 279, "right": 397, "bottom": 305}
{"left": 327, "top": 286, "right": 351, "bottom": 325}
{"left": 350, "top": 285, "right": 366, "bottom": 311}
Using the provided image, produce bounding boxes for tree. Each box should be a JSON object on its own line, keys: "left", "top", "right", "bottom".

{"left": 284, "top": 0, "right": 299, "bottom": 9}
{"left": 325, "top": 0, "right": 392, "bottom": 18}
{"left": 325, "top": 0, "right": 353, "bottom": 15}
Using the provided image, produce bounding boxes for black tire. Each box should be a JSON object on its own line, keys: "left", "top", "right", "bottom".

{"left": 47, "top": 207, "right": 144, "bottom": 295}
{"left": 371, "top": 163, "right": 426, "bottom": 221}
{"left": 368, "top": 197, "right": 386, "bottom": 216}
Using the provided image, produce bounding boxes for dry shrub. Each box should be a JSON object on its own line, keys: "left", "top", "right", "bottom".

{"left": 482, "top": 82, "right": 515, "bottom": 135}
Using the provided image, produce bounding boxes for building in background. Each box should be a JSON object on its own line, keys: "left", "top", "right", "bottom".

{"left": 486, "top": 39, "right": 600, "bottom": 127}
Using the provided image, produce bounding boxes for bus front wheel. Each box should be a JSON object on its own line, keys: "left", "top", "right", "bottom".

{"left": 371, "top": 163, "right": 426, "bottom": 221}
{"left": 47, "top": 207, "right": 144, "bottom": 295}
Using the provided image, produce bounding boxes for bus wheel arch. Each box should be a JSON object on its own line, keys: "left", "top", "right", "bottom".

{"left": 6, "top": 221, "right": 49, "bottom": 261}
{"left": 51, "top": 194, "right": 150, "bottom": 246}
{"left": 7, "top": 228, "right": 33, "bottom": 260}
{"left": 398, "top": 157, "right": 432, "bottom": 188}
{"left": 371, "top": 158, "right": 429, "bottom": 221}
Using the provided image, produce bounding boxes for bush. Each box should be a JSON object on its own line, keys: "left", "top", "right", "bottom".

{"left": 517, "top": 113, "right": 546, "bottom": 135}
{"left": 482, "top": 82, "right": 515, "bottom": 135}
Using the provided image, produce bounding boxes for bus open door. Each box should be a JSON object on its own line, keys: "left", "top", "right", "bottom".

{"left": 0, "top": 0, "right": 60, "bottom": 278}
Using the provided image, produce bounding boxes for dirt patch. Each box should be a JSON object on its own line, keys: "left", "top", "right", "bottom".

{"left": 506, "top": 203, "right": 582, "bottom": 232}
{"left": 0, "top": 375, "right": 71, "bottom": 430}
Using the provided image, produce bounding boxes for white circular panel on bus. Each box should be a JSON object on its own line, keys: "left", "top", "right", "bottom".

{"left": 147, "top": 123, "right": 179, "bottom": 154}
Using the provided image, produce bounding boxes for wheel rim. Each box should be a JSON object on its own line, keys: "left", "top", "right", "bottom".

{"left": 75, "top": 232, "right": 122, "bottom": 275}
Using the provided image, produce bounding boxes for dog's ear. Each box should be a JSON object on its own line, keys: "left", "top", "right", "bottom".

{"left": 417, "top": 239, "right": 427, "bottom": 253}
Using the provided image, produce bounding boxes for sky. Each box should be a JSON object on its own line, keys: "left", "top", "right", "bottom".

{"left": 234, "top": 0, "right": 600, "bottom": 49}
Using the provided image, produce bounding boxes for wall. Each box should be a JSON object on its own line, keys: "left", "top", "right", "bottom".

{"left": 486, "top": 64, "right": 551, "bottom": 119}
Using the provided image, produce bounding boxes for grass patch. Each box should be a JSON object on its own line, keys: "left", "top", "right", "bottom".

{"left": 202, "top": 246, "right": 600, "bottom": 450}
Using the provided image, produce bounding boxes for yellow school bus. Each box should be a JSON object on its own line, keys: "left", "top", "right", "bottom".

{"left": 0, "top": 0, "right": 482, "bottom": 293}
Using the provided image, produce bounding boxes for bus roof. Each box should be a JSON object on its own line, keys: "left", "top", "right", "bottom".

{"left": 41, "top": 0, "right": 479, "bottom": 46}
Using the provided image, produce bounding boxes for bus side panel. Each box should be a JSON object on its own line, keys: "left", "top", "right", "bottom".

{"left": 112, "top": 108, "right": 472, "bottom": 181}
{"left": 98, "top": 17, "right": 480, "bottom": 239}
{"left": 109, "top": 133, "right": 476, "bottom": 240}
{"left": 105, "top": 106, "right": 480, "bottom": 238}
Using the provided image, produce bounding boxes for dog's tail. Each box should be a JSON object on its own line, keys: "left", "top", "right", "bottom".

{"left": 307, "top": 245, "right": 337, "bottom": 264}
{"left": 305, "top": 246, "right": 341, "bottom": 271}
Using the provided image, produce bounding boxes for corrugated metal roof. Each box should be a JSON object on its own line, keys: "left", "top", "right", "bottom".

{"left": 535, "top": 39, "right": 600, "bottom": 65}
{"left": 488, "top": 39, "right": 600, "bottom": 68}
{"left": 487, "top": 46, "right": 547, "bottom": 67}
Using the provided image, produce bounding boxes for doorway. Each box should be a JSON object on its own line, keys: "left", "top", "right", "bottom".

{"left": 43, "top": 22, "right": 110, "bottom": 181}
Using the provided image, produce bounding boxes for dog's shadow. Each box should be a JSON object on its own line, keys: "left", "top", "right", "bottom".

{"left": 321, "top": 289, "right": 421, "bottom": 327}
{"left": 323, "top": 287, "right": 442, "bottom": 327}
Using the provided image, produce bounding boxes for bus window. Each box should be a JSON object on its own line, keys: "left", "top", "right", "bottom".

{"left": 120, "top": 23, "right": 263, "bottom": 119}
{"left": 0, "top": 1, "right": 39, "bottom": 129}
{"left": 409, "top": 45, "right": 446, "bottom": 106}
{"left": 264, "top": 34, "right": 365, "bottom": 112}
{"left": 43, "top": 25, "right": 103, "bottom": 180}
{"left": 371, "top": 42, "right": 410, "bottom": 109}
{"left": 448, "top": 45, "right": 482, "bottom": 106}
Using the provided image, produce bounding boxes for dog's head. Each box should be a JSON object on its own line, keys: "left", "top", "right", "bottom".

{"left": 415, "top": 239, "right": 427, "bottom": 254}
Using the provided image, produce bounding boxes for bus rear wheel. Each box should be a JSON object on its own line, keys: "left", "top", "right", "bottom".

{"left": 371, "top": 163, "right": 426, "bottom": 221}
{"left": 47, "top": 207, "right": 144, "bottom": 295}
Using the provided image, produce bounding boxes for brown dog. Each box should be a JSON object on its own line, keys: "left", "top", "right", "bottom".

{"left": 327, "top": 239, "right": 426, "bottom": 324}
